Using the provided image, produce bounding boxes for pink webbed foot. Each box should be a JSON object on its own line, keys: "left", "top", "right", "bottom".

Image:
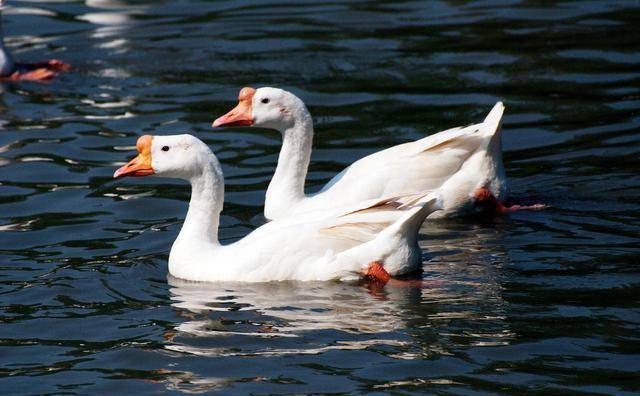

{"left": 474, "top": 188, "right": 548, "bottom": 214}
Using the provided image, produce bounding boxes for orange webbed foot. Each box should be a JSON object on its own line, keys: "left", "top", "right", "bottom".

{"left": 365, "top": 261, "right": 391, "bottom": 284}
{"left": 7, "top": 68, "right": 56, "bottom": 81}
{"left": 500, "top": 203, "right": 549, "bottom": 213}
{"left": 18, "top": 59, "right": 70, "bottom": 72}
{"left": 474, "top": 187, "right": 548, "bottom": 214}
{"left": 3, "top": 59, "right": 70, "bottom": 82}
{"left": 364, "top": 262, "right": 423, "bottom": 290}
{"left": 42, "top": 59, "right": 71, "bottom": 72}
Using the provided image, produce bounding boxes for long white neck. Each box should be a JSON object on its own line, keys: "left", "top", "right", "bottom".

{"left": 264, "top": 111, "right": 313, "bottom": 219}
{"left": 174, "top": 156, "right": 224, "bottom": 248}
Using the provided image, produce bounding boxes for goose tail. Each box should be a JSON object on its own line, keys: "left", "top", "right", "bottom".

{"left": 383, "top": 192, "right": 442, "bottom": 239}
{"left": 483, "top": 101, "right": 505, "bottom": 127}
{"left": 480, "top": 101, "right": 505, "bottom": 154}
{"left": 331, "top": 192, "right": 442, "bottom": 280}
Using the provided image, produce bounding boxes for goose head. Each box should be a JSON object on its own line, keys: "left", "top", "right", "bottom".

{"left": 114, "top": 134, "right": 214, "bottom": 180}
{"left": 213, "top": 87, "right": 308, "bottom": 131}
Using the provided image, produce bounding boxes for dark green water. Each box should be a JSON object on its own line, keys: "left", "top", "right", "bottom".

{"left": 1, "top": 0, "right": 639, "bottom": 394}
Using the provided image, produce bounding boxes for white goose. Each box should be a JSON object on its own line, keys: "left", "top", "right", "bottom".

{"left": 113, "top": 134, "right": 441, "bottom": 283}
{"left": 213, "top": 87, "right": 544, "bottom": 220}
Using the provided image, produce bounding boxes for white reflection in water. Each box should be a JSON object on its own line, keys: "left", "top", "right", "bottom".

{"left": 78, "top": 11, "right": 135, "bottom": 26}
{"left": 4, "top": 6, "right": 55, "bottom": 17}
{"left": 85, "top": 0, "right": 141, "bottom": 10}
{"left": 81, "top": 96, "right": 134, "bottom": 108}
{"left": 167, "top": 277, "right": 410, "bottom": 337}
{"left": 84, "top": 110, "right": 134, "bottom": 119}
{"left": 79, "top": 0, "right": 149, "bottom": 53}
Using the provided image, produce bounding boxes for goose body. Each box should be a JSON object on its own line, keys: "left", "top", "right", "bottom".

{"left": 114, "top": 134, "right": 441, "bottom": 283}
{"left": 0, "top": 32, "right": 14, "bottom": 76}
{"left": 0, "top": 0, "right": 15, "bottom": 77}
{"left": 214, "top": 87, "right": 509, "bottom": 220}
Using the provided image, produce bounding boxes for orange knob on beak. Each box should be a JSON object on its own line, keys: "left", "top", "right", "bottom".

{"left": 113, "top": 135, "right": 155, "bottom": 178}
{"left": 212, "top": 87, "right": 256, "bottom": 128}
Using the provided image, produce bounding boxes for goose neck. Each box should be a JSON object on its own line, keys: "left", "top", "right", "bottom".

{"left": 265, "top": 115, "right": 314, "bottom": 216}
{"left": 177, "top": 158, "right": 224, "bottom": 247}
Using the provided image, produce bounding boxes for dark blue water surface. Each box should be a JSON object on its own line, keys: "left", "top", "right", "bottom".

{"left": 1, "top": 0, "right": 639, "bottom": 394}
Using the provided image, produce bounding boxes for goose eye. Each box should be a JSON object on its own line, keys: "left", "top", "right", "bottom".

{"left": 161, "top": 146, "right": 170, "bottom": 152}
{"left": 261, "top": 98, "right": 270, "bottom": 104}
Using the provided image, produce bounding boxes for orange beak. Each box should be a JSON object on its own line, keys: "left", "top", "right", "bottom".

{"left": 113, "top": 135, "right": 155, "bottom": 178}
{"left": 212, "top": 87, "right": 256, "bottom": 128}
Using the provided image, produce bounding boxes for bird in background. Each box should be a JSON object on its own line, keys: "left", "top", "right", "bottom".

{"left": 0, "top": 0, "right": 69, "bottom": 82}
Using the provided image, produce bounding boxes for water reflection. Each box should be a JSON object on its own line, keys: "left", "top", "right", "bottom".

{"left": 167, "top": 278, "right": 413, "bottom": 352}
{"left": 79, "top": 0, "right": 147, "bottom": 63}
{"left": 79, "top": 0, "right": 144, "bottom": 26}
{"left": 165, "top": 222, "right": 515, "bottom": 358}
